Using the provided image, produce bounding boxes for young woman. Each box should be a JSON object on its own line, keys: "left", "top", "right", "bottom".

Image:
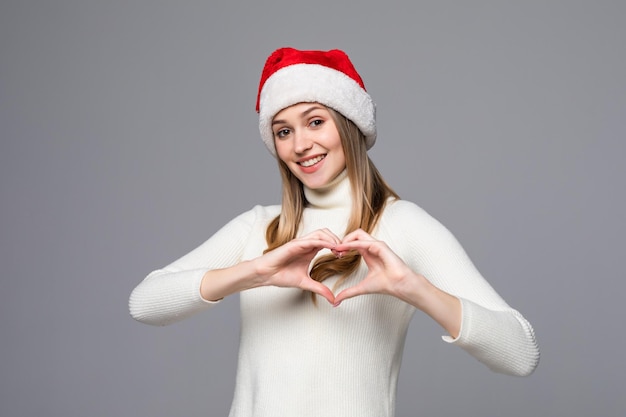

{"left": 129, "top": 47, "right": 540, "bottom": 417}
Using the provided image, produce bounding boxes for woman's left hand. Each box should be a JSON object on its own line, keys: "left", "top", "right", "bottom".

{"left": 332, "top": 229, "right": 417, "bottom": 306}
{"left": 332, "top": 229, "right": 461, "bottom": 338}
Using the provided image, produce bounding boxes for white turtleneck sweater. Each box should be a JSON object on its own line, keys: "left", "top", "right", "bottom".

{"left": 129, "top": 171, "right": 539, "bottom": 417}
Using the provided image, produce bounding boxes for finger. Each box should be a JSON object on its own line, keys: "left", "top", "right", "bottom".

{"left": 333, "top": 239, "right": 381, "bottom": 256}
{"left": 340, "top": 228, "right": 374, "bottom": 243}
{"left": 300, "top": 280, "right": 335, "bottom": 304}
{"left": 302, "top": 228, "right": 342, "bottom": 246}
{"left": 288, "top": 238, "right": 339, "bottom": 254}
{"left": 333, "top": 284, "right": 368, "bottom": 306}
{"left": 318, "top": 228, "right": 342, "bottom": 245}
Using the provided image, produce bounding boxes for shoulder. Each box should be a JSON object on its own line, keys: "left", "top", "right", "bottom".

{"left": 380, "top": 199, "right": 434, "bottom": 225}
{"left": 193, "top": 204, "right": 281, "bottom": 252}
{"left": 377, "top": 200, "right": 475, "bottom": 277}
{"left": 249, "top": 203, "right": 282, "bottom": 219}
{"left": 231, "top": 204, "right": 281, "bottom": 227}
{"left": 208, "top": 204, "right": 281, "bottom": 237}
{"left": 378, "top": 198, "right": 457, "bottom": 245}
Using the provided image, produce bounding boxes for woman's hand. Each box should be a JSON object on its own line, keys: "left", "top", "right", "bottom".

{"left": 332, "top": 229, "right": 461, "bottom": 338}
{"left": 253, "top": 228, "right": 341, "bottom": 304}
{"left": 332, "top": 229, "right": 416, "bottom": 305}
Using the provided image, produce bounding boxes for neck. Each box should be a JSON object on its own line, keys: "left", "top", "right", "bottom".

{"left": 303, "top": 170, "right": 351, "bottom": 210}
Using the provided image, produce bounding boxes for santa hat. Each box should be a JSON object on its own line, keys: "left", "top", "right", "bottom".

{"left": 256, "top": 47, "right": 376, "bottom": 156}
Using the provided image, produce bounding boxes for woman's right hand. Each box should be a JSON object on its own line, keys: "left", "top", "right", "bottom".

{"left": 200, "top": 229, "right": 340, "bottom": 304}
{"left": 253, "top": 228, "right": 340, "bottom": 304}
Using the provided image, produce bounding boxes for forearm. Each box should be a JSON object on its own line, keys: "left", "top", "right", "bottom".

{"left": 128, "top": 206, "right": 284, "bottom": 325}
{"left": 445, "top": 298, "right": 540, "bottom": 376}
{"left": 130, "top": 258, "right": 267, "bottom": 326}
{"left": 394, "top": 272, "right": 462, "bottom": 339}
{"left": 199, "top": 259, "right": 264, "bottom": 301}
{"left": 129, "top": 268, "right": 216, "bottom": 326}
{"left": 376, "top": 201, "right": 539, "bottom": 375}
{"left": 397, "top": 273, "right": 538, "bottom": 376}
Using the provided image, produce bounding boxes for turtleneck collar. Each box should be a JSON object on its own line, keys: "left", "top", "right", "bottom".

{"left": 303, "top": 169, "right": 352, "bottom": 210}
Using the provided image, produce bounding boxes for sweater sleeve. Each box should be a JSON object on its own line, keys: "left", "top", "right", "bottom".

{"left": 381, "top": 200, "right": 540, "bottom": 376}
{"left": 128, "top": 207, "right": 260, "bottom": 326}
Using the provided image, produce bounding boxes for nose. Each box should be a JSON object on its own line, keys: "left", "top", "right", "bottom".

{"left": 293, "top": 130, "right": 313, "bottom": 154}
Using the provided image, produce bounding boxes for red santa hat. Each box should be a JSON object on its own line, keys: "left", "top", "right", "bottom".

{"left": 256, "top": 47, "right": 376, "bottom": 156}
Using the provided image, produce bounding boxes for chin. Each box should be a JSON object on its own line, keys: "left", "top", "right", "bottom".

{"left": 304, "top": 176, "right": 336, "bottom": 190}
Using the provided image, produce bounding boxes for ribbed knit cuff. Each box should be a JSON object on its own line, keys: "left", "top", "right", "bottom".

{"left": 129, "top": 268, "right": 219, "bottom": 326}
{"left": 441, "top": 298, "right": 539, "bottom": 376}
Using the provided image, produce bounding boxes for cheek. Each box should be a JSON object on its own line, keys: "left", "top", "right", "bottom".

{"left": 331, "top": 137, "right": 345, "bottom": 160}
{"left": 273, "top": 140, "right": 288, "bottom": 161}
{"left": 275, "top": 146, "right": 297, "bottom": 172}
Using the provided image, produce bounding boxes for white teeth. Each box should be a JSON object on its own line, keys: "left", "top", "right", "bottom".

{"left": 299, "top": 155, "right": 325, "bottom": 167}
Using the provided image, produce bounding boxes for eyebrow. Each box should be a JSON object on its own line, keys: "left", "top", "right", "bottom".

{"left": 271, "top": 105, "right": 326, "bottom": 125}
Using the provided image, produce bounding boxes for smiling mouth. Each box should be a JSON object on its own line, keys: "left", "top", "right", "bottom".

{"left": 298, "top": 154, "right": 326, "bottom": 167}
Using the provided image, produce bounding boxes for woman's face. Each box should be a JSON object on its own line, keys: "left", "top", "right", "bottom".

{"left": 272, "top": 103, "right": 346, "bottom": 190}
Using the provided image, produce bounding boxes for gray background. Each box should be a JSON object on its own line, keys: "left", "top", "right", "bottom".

{"left": 1, "top": 1, "right": 624, "bottom": 416}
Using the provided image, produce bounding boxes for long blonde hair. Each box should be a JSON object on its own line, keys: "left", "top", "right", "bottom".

{"left": 264, "top": 107, "right": 399, "bottom": 291}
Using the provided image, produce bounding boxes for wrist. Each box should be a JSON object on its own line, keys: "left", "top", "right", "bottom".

{"left": 389, "top": 269, "right": 428, "bottom": 304}
{"left": 396, "top": 273, "right": 461, "bottom": 338}
{"left": 250, "top": 257, "right": 273, "bottom": 288}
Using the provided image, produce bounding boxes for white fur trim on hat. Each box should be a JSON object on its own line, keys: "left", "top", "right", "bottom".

{"left": 258, "top": 64, "right": 376, "bottom": 156}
